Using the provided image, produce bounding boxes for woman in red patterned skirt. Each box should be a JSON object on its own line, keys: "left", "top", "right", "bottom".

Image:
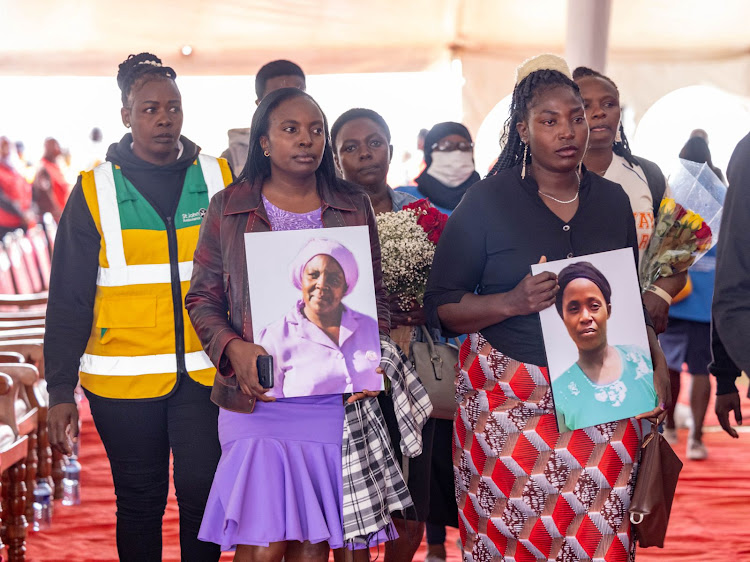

{"left": 424, "top": 55, "right": 670, "bottom": 561}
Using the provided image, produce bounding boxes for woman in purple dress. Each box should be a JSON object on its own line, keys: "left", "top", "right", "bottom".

{"left": 185, "top": 88, "right": 393, "bottom": 561}
{"left": 257, "top": 238, "right": 382, "bottom": 399}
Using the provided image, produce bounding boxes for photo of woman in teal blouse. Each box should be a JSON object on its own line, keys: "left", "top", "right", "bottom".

{"left": 552, "top": 261, "right": 657, "bottom": 431}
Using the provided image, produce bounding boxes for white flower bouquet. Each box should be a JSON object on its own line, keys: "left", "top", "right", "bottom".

{"left": 376, "top": 199, "right": 446, "bottom": 312}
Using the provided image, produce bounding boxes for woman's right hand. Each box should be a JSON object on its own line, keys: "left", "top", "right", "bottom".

{"left": 225, "top": 339, "right": 275, "bottom": 402}
{"left": 507, "top": 256, "right": 559, "bottom": 316}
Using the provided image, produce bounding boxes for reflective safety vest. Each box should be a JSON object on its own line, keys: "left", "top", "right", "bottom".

{"left": 79, "top": 154, "right": 232, "bottom": 399}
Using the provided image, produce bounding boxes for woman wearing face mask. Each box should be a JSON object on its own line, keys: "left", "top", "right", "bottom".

{"left": 396, "top": 121, "right": 478, "bottom": 562}
{"left": 396, "top": 122, "right": 480, "bottom": 215}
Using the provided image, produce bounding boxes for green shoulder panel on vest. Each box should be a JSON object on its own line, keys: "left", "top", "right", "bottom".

{"left": 112, "top": 160, "right": 210, "bottom": 231}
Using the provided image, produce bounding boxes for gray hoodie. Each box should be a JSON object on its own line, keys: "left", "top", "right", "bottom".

{"left": 220, "top": 127, "right": 250, "bottom": 175}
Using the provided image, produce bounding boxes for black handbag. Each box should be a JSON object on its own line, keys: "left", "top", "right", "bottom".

{"left": 408, "top": 326, "right": 459, "bottom": 420}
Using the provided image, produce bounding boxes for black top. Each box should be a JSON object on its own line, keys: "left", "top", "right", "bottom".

{"left": 424, "top": 165, "right": 639, "bottom": 367}
{"left": 711, "top": 130, "right": 750, "bottom": 389}
{"left": 43, "top": 134, "right": 201, "bottom": 408}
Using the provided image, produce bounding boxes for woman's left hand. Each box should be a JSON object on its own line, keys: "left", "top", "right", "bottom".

{"left": 346, "top": 389, "right": 381, "bottom": 403}
{"left": 643, "top": 290, "right": 669, "bottom": 335}
{"left": 636, "top": 326, "right": 671, "bottom": 424}
{"left": 643, "top": 272, "right": 688, "bottom": 334}
{"left": 388, "top": 294, "right": 427, "bottom": 327}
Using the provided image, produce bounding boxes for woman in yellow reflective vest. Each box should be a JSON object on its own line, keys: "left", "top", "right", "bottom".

{"left": 45, "top": 53, "right": 232, "bottom": 562}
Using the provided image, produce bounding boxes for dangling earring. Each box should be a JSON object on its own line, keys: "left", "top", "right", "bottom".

{"left": 615, "top": 123, "right": 622, "bottom": 143}
{"left": 263, "top": 150, "right": 270, "bottom": 157}
{"left": 521, "top": 142, "right": 528, "bottom": 179}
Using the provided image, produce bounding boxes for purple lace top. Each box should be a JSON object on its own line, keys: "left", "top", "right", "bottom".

{"left": 263, "top": 194, "right": 323, "bottom": 231}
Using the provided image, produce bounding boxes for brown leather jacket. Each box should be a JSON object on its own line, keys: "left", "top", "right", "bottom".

{"left": 185, "top": 177, "right": 390, "bottom": 413}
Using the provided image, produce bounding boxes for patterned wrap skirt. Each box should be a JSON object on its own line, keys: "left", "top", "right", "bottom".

{"left": 454, "top": 333, "right": 645, "bottom": 562}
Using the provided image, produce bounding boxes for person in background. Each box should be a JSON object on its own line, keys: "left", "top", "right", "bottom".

{"left": 332, "top": 107, "right": 435, "bottom": 562}
{"left": 711, "top": 131, "right": 750, "bottom": 439}
{"left": 659, "top": 134, "right": 723, "bottom": 458}
{"left": 45, "top": 52, "right": 233, "bottom": 561}
{"left": 0, "top": 135, "right": 34, "bottom": 235}
{"left": 33, "top": 137, "right": 71, "bottom": 221}
{"left": 392, "top": 122, "right": 470, "bottom": 561}
{"left": 221, "top": 59, "right": 306, "bottom": 175}
{"left": 425, "top": 54, "right": 669, "bottom": 561}
{"left": 396, "top": 120, "right": 479, "bottom": 562}
{"left": 14, "top": 141, "right": 36, "bottom": 183}
{"left": 396, "top": 122, "right": 480, "bottom": 216}
{"left": 86, "top": 126, "right": 105, "bottom": 170}
{"left": 573, "top": 67, "right": 687, "bottom": 335}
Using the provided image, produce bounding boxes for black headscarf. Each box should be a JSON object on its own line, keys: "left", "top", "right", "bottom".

{"left": 415, "top": 122, "right": 480, "bottom": 211}
{"left": 555, "top": 261, "right": 612, "bottom": 317}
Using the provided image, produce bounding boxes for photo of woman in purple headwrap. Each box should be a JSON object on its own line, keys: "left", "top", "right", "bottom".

{"left": 255, "top": 235, "right": 382, "bottom": 398}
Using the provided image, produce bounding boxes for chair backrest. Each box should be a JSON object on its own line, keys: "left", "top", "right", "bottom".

{"left": 0, "top": 248, "right": 16, "bottom": 295}
{"left": 42, "top": 212, "right": 58, "bottom": 254}
{"left": 2, "top": 232, "right": 37, "bottom": 295}
{"left": 15, "top": 233, "right": 45, "bottom": 293}
{"left": 27, "top": 226, "right": 52, "bottom": 289}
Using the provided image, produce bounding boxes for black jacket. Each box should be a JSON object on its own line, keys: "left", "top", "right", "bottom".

{"left": 711, "top": 131, "right": 750, "bottom": 394}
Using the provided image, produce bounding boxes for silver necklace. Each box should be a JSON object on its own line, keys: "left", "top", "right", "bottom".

{"left": 538, "top": 172, "right": 580, "bottom": 204}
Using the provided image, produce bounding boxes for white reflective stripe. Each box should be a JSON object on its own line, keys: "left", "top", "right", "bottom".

{"left": 97, "top": 260, "right": 194, "bottom": 287}
{"left": 93, "top": 156, "right": 223, "bottom": 288}
{"left": 198, "top": 154, "right": 225, "bottom": 201}
{"left": 93, "top": 164, "right": 127, "bottom": 269}
{"left": 80, "top": 350, "right": 213, "bottom": 376}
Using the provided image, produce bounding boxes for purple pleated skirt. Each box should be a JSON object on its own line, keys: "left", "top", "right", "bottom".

{"left": 198, "top": 395, "right": 347, "bottom": 550}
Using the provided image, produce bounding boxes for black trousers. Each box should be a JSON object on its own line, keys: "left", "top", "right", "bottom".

{"left": 87, "top": 376, "right": 221, "bottom": 562}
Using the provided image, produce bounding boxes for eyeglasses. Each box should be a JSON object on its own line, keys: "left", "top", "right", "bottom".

{"left": 431, "top": 140, "right": 474, "bottom": 152}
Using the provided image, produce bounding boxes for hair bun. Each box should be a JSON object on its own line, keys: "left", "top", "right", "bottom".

{"left": 116, "top": 52, "right": 177, "bottom": 105}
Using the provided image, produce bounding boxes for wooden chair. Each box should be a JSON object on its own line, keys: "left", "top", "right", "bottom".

{"left": 10, "top": 233, "right": 44, "bottom": 297}
{"left": 0, "top": 372, "right": 30, "bottom": 562}
{"left": 0, "top": 364, "right": 41, "bottom": 524}
{"left": 0, "top": 342, "right": 56, "bottom": 500}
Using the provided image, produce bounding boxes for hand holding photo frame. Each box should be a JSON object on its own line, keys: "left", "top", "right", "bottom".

{"left": 245, "top": 225, "right": 383, "bottom": 399}
{"left": 531, "top": 248, "right": 657, "bottom": 431}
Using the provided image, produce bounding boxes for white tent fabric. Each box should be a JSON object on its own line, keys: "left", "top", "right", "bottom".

{"left": 3, "top": 0, "right": 750, "bottom": 133}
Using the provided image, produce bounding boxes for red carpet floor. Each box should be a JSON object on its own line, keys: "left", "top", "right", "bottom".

{"left": 25, "top": 375, "right": 750, "bottom": 561}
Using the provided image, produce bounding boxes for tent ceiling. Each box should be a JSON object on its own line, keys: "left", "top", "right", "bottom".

{"left": 2, "top": 0, "right": 750, "bottom": 76}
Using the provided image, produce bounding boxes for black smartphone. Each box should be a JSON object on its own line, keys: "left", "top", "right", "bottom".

{"left": 256, "top": 355, "right": 274, "bottom": 389}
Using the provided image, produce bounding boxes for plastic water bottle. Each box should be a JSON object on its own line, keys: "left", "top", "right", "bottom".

{"left": 32, "top": 479, "right": 53, "bottom": 531}
{"left": 61, "top": 452, "right": 81, "bottom": 506}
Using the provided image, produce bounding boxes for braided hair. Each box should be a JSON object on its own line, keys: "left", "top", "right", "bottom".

{"left": 117, "top": 53, "right": 177, "bottom": 106}
{"left": 572, "top": 66, "right": 639, "bottom": 168}
{"left": 488, "top": 69, "right": 582, "bottom": 177}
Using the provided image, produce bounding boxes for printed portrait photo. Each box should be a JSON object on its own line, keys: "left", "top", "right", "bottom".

{"left": 245, "top": 225, "right": 383, "bottom": 398}
{"left": 531, "top": 248, "right": 657, "bottom": 431}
